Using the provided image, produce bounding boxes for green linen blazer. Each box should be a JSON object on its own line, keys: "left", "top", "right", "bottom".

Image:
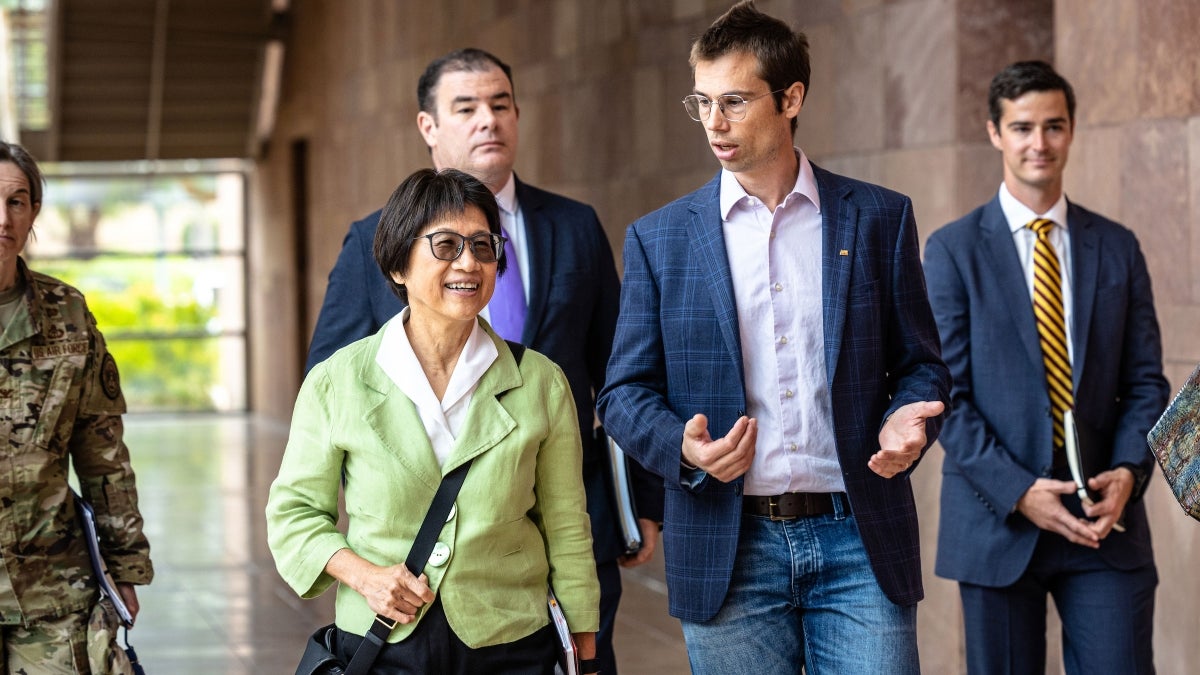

{"left": 266, "top": 320, "right": 600, "bottom": 648}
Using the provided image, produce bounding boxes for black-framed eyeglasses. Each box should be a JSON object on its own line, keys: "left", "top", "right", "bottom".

{"left": 682, "top": 89, "right": 786, "bottom": 122}
{"left": 413, "top": 231, "right": 506, "bottom": 263}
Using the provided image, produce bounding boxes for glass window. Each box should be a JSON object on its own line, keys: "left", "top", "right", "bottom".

{"left": 25, "top": 167, "right": 247, "bottom": 412}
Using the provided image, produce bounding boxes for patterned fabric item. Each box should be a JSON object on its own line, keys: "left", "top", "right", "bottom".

{"left": 0, "top": 257, "right": 153, "bottom": 624}
{"left": 1148, "top": 363, "right": 1200, "bottom": 520}
{"left": 1027, "top": 218, "right": 1073, "bottom": 453}
{"left": 86, "top": 599, "right": 139, "bottom": 675}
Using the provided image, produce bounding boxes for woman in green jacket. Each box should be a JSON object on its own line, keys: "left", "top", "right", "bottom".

{"left": 267, "top": 168, "right": 599, "bottom": 673}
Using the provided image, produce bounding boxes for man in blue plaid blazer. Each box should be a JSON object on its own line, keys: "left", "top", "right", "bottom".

{"left": 596, "top": 3, "right": 950, "bottom": 674}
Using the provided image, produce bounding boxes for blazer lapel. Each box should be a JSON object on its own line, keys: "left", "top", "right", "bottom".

{"left": 357, "top": 334, "right": 443, "bottom": 490}
{"left": 688, "top": 174, "right": 746, "bottom": 386}
{"left": 815, "top": 166, "right": 857, "bottom": 384}
{"left": 979, "top": 197, "right": 1044, "bottom": 370}
{"left": 515, "top": 177, "right": 550, "bottom": 345}
{"left": 1067, "top": 201, "right": 1099, "bottom": 383}
{"left": 359, "top": 329, "right": 524, "bottom": 482}
{"left": 442, "top": 332, "right": 522, "bottom": 471}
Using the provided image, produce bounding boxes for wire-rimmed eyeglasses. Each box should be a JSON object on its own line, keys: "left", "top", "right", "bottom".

{"left": 682, "top": 89, "right": 786, "bottom": 122}
{"left": 413, "top": 231, "right": 506, "bottom": 263}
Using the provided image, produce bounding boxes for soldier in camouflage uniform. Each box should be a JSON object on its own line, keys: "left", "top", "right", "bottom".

{"left": 0, "top": 142, "right": 153, "bottom": 673}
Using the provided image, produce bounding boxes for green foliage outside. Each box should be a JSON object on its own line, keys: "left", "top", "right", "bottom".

{"left": 31, "top": 257, "right": 219, "bottom": 411}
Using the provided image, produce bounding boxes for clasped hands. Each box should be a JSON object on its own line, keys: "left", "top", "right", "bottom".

{"left": 1016, "top": 467, "right": 1135, "bottom": 547}
{"left": 680, "top": 400, "right": 945, "bottom": 482}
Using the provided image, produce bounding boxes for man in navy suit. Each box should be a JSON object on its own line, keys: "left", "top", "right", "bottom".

{"left": 305, "top": 48, "right": 662, "bottom": 675}
{"left": 924, "top": 61, "right": 1168, "bottom": 674}
{"left": 596, "top": 3, "right": 950, "bottom": 673}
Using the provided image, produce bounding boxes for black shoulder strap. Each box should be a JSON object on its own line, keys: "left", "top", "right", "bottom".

{"left": 505, "top": 339, "right": 526, "bottom": 366}
{"left": 346, "top": 460, "right": 473, "bottom": 675}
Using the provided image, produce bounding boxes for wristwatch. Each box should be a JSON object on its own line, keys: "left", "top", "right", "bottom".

{"left": 579, "top": 657, "right": 601, "bottom": 674}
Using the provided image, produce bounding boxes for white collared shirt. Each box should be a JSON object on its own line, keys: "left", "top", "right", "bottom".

{"left": 481, "top": 174, "right": 529, "bottom": 326}
{"left": 721, "top": 148, "right": 844, "bottom": 495}
{"left": 374, "top": 308, "right": 499, "bottom": 465}
{"left": 997, "top": 183, "right": 1074, "bottom": 361}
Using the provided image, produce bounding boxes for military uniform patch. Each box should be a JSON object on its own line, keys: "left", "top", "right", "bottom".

{"left": 32, "top": 341, "right": 88, "bottom": 359}
{"left": 100, "top": 354, "right": 121, "bottom": 400}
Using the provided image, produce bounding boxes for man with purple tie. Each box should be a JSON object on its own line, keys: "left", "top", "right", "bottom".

{"left": 305, "top": 48, "right": 663, "bottom": 675}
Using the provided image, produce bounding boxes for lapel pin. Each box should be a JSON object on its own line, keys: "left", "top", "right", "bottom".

{"left": 839, "top": 249, "right": 849, "bottom": 256}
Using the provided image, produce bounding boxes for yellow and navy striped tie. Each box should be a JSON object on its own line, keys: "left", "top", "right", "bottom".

{"left": 1028, "top": 218, "right": 1073, "bottom": 453}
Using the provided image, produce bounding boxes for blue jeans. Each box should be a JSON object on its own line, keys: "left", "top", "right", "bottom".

{"left": 680, "top": 504, "right": 919, "bottom": 675}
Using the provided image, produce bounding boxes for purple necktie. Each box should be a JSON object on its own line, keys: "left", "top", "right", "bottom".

{"left": 488, "top": 226, "right": 526, "bottom": 341}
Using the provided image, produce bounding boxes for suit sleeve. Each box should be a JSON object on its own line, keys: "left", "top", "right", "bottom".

{"left": 597, "top": 223, "right": 694, "bottom": 491}
{"left": 923, "top": 232, "right": 1039, "bottom": 512}
{"left": 265, "top": 365, "right": 349, "bottom": 599}
{"left": 305, "top": 222, "right": 380, "bottom": 374}
{"left": 880, "top": 197, "right": 952, "bottom": 462}
{"left": 585, "top": 211, "right": 665, "bottom": 522}
{"left": 1109, "top": 233, "right": 1170, "bottom": 500}
{"left": 533, "top": 366, "right": 601, "bottom": 633}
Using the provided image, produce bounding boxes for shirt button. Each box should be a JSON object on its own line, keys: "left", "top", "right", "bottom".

{"left": 428, "top": 542, "right": 451, "bottom": 567}
{"left": 789, "top": 443, "right": 798, "bottom": 451}
{"left": 785, "top": 390, "right": 794, "bottom": 398}
{"left": 779, "top": 336, "right": 788, "bottom": 345}
{"left": 446, "top": 503, "right": 457, "bottom": 522}
{"left": 774, "top": 283, "right": 783, "bottom": 292}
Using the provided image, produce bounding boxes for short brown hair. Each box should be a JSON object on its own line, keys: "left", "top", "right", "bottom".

{"left": 988, "top": 60, "right": 1076, "bottom": 128}
{"left": 691, "top": 1, "right": 810, "bottom": 134}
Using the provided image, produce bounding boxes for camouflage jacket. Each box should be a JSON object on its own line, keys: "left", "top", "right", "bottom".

{"left": 0, "top": 258, "right": 153, "bottom": 624}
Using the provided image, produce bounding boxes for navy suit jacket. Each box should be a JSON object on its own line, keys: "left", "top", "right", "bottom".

{"left": 306, "top": 177, "right": 663, "bottom": 563}
{"left": 596, "top": 166, "right": 951, "bottom": 621}
{"left": 924, "top": 196, "right": 1169, "bottom": 587}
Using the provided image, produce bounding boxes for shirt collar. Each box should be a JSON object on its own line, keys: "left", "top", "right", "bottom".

{"left": 375, "top": 308, "right": 498, "bottom": 411}
{"left": 998, "top": 182, "right": 1068, "bottom": 234}
{"left": 494, "top": 173, "right": 518, "bottom": 216}
{"left": 719, "top": 148, "right": 820, "bottom": 219}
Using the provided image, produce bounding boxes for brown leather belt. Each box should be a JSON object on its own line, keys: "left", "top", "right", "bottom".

{"left": 743, "top": 492, "right": 850, "bottom": 520}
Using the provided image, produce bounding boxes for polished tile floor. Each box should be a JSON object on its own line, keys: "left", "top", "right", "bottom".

{"left": 124, "top": 413, "right": 690, "bottom": 674}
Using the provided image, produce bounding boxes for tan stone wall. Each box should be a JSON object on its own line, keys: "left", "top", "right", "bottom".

{"left": 1056, "top": 1, "right": 1200, "bottom": 673}
{"left": 249, "top": 1, "right": 1200, "bottom": 671}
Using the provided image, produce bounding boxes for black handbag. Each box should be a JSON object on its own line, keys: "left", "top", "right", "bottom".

{"left": 295, "top": 458, "right": 473, "bottom": 675}
{"left": 296, "top": 340, "right": 524, "bottom": 675}
{"left": 296, "top": 623, "right": 346, "bottom": 675}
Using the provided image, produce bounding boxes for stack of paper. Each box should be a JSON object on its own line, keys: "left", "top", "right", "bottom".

{"left": 607, "top": 439, "right": 643, "bottom": 556}
{"left": 73, "top": 491, "right": 134, "bottom": 626}
{"left": 548, "top": 589, "right": 578, "bottom": 675}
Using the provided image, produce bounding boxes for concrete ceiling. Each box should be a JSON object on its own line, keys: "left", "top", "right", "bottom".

{"left": 26, "top": 0, "right": 284, "bottom": 161}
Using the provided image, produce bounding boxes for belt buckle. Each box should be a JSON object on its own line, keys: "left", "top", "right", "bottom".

{"left": 767, "top": 495, "right": 795, "bottom": 521}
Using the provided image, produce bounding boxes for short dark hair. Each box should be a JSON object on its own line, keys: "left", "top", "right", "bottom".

{"left": 0, "top": 141, "right": 45, "bottom": 206}
{"left": 988, "top": 60, "right": 1076, "bottom": 128}
{"left": 374, "top": 168, "right": 504, "bottom": 303}
{"left": 417, "top": 48, "right": 515, "bottom": 116}
{"left": 690, "top": 1, "right": 810, "bottom": 134}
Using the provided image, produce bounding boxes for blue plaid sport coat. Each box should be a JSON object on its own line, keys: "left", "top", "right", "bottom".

{"left": 597, "top": 166, "right": 951, "bottom": 622}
